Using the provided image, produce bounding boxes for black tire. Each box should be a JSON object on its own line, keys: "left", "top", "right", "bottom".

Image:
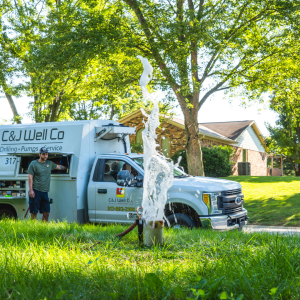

{"left": 0, "top": 209, "right": 16, "bottom": 219}
{"left": 165, "top": 213, "right": 195, "bottom": 229}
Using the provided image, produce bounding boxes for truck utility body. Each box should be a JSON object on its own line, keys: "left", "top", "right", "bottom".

{"left": 0, "top": 120, "right": 247, "bottom": 230}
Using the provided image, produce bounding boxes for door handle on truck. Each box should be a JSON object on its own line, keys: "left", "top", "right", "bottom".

{"left": 98, "top": 189, "right": 107, "bottom": 194}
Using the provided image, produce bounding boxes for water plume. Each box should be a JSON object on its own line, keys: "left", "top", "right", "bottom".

{"left": 137, "top": 56, "right": 174, "bottom": 222}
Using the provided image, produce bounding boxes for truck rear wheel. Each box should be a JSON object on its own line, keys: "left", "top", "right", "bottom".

{"left": 0, "top": 209, "right": 16, "bottom": 219}
{"left": 165, "top": 213, "right": 195, "bottom": 229}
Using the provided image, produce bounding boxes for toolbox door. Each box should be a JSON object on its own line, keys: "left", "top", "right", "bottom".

{"left": 0, "top": 154, "right": 19, "bottom": 176}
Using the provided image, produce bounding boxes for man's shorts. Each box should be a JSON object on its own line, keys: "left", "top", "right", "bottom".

{"left": 29, "top": 189, "right": 50, "bottom": 214}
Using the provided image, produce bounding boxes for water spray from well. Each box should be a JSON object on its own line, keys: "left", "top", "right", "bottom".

{"left": 137, "top": 56, "right": 174, "bottom": 246}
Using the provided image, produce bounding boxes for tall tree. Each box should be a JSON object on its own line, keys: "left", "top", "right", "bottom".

{"left": 0, "top": 67, "right": 22, "bottom": 124}
{"left": 251, "top": 53, "right": 300, "bottom": 177}
{"left": 0, "top": 3, "right": 21, "bottom": 123}
{"left": 118, "top": 0, "right": 299, "bottom": 175}
{"left": 0, "top": 0, "right": 153, "bottom": 122}
{"left": 266, "top": 98, "right": 300, "bottom": 176}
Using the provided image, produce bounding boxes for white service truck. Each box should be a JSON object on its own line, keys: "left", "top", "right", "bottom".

{"left": 0, "top": 120, "right": 248, "bottom": 230}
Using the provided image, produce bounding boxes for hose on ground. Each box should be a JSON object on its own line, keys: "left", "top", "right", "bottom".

{"left": 79, "top": 222, "right": 137, "bottom": 251}
{"left": 115, "top": 222, "right": 137, "bottom": 237}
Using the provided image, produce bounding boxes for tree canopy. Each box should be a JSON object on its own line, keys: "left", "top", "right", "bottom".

{"left": 263, "top": 59, "right": 300, "bottom": 176}
{"left": 117, "top": 0, "right": 300, "bottom": 175}
{"left": 1, "top": 0, "right": 300, "bottom": 176}
{"left": 0, "top": 0, "right": 166, "bottom": 122}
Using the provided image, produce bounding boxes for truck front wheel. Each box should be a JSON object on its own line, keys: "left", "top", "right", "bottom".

{"left": 165, "top": 213, "right": 195, "bottom": 229}
{"left": 0, "top": 209, "right": 16, "bottom": 219}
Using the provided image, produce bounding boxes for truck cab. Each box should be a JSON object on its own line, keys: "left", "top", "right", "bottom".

{"left": 88, "top": 153, "right": 248, "bottom": 230}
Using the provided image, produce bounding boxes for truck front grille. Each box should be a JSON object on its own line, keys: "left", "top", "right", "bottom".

{"left": 223, "top": 189, "right": 242, "bottom": 196}
{"left": 224, "top": 206, "right": 243, "bottom": 214}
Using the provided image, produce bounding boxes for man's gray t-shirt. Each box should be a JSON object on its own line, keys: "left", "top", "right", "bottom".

{"left": 28, "top": 160, "right": 57, "bottom": 192}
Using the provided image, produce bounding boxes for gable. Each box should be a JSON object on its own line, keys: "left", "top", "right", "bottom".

{"left": 235, "top": 125, "right": 265, "bottom": 152}
{"left": 199, "top": 120, "right": 253, "bottom": 140}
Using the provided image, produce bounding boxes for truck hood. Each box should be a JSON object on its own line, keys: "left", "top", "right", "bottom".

{"left": 171, "top": 176, "right": 241, "bottom": 193}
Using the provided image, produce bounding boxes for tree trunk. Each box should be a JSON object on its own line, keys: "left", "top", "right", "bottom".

{"left": 296, "top": 164, "right": 300, "bottom": 177}
{"left": 4, "top": 92, "right": 21, "bottom": 124}
{"left": 33, "top": 95, "right": 41, "bottom": 123}
{"left": 175, "top": 90, "right": 204, "bottom": 176}
{"left": 50, "top": 99, "right": 60, "bottom": 122}
{"left": 182, "top": 111, "right": 205, "bottom": 176}
{"left": 110, "top": 104, "right": 115, "bottom": 120}
{"left": 0, "top": 74, "right": 21, "bottom": 123}
{"left": 50, "top": 90, "right": 64, "bottom": 122}
{"left": 185, "top": 125, "right": 205, "bottom": 176}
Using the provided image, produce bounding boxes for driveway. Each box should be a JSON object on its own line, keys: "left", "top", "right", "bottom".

{"left": 244, "top": 225, "right": 300, "bottom": 235}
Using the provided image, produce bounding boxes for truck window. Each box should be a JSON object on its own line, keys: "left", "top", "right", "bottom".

{"left": 131, "top": 157, "right": 188, "bottom": 177}
{"left": 94, "top": 159, "right": 139, "bottom": 183}
{"left": 92, "top": 159, "right": 105, "bottom": 182}
{"left": 19, "top": 154, "right": 71, "bottom": 175}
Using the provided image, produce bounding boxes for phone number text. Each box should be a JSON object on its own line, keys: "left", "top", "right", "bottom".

{"left": 108, "top": 206, "right": 136, "bottom": 212}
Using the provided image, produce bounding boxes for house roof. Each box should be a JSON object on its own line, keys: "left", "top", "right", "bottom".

{"left": 199, "top": 120, "right": 254, "bottom": 140}
{"left": 119, "top": 109, "right": 237, "bottom": 144}
{"left": 118, "top": 109, "right": 265, "bottom": 148}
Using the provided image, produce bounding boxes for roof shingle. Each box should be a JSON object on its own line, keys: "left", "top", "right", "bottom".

{"left": 198, "top": 121, "right": 254, "bottom": 140}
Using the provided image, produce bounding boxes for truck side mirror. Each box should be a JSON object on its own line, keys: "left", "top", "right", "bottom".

{"left": 136, "top": 175, "right": 143, "bottom": 188}
{"left": 117, "top": 170, "right": 131, "bottom": 186}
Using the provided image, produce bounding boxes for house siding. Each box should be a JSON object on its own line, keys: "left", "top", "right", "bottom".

{"left": 236, "top": 126, "right": 265, "bottom": 152}
{"left": 247, "top": 149, "right": 268, "bottom": 176}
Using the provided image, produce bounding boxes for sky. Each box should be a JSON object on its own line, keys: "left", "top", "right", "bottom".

{"left": 0, "top": 92, "right": 278, "bottom": 137}
{"left": 173, "top": 92, "right": 278, "bottom": 137}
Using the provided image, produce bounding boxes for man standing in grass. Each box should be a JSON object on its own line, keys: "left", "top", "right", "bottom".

{"left": 28, "top": 147, "right": 67, "bottom": 222}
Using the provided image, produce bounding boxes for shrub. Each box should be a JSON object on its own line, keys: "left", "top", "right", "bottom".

{"left": 283, "top": 161, "right": 295, "bottom": 176}
{"left": 130, "top": 142, "right": 143, "bottom": 153}
{"left": 171, "top": 146, "right": 234, "bottom": 177}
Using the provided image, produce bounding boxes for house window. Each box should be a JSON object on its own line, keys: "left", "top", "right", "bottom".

{"left": 243, "top": 149, "right": 247, "bottom": 162}
{"left": 161, "top": 137, "right": 170, "bottom": 157}
{"left": 136, "top": 128, "right": 144, "bottom": 144}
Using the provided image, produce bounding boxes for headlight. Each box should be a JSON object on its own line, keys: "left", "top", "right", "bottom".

{"left": 203, "top": 193, "right": 222, "bottom": 214}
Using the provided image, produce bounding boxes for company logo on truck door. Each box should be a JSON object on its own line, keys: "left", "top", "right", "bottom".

{"left": 1, "top": 128, "right": 65, "bottom": 142}
{"left": 116, "top": 188, "right": 125, "bottom": 198}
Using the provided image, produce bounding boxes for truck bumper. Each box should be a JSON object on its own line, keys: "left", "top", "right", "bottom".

{"left": 199, "top": 208, "right": 248, "bottom": 230}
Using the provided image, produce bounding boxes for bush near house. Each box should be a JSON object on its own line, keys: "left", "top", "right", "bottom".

{"left": 171, "top": 146, "right": 234, "bottom": 177}
{"left": 130, "top": 142, "right": 143, "bottom": 153}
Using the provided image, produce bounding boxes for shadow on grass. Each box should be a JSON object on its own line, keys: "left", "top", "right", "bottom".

{"left": 0, "top": 219, "right": 124, "bottom": 246}
{"left": 245, "top": 192, "right": 300, "bottom": 226}
{"left": 2, "top": 231, "right": 300, "bottom": 300}
{"left": 225, "top": 175, "right": 300, "bottom": 184}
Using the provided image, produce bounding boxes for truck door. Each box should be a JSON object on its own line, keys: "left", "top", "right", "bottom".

{"left": 91, "top": 158, "right": 143, "bottom": 223}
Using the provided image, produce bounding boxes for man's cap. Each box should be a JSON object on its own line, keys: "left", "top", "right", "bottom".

{"left": 39, "top": 147, "right": 48, "bottom": 154}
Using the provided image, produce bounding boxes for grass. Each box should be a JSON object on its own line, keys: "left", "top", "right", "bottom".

{"left": 1, "top": 219, "right": 300, "bottom": 299}
{"left": 224, "top": 176, "right": 300, "bottom": 227}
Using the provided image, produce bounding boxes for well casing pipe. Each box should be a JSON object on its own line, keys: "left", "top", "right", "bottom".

{"left": 144, "top": 220, "right": 164, "bottom": 246}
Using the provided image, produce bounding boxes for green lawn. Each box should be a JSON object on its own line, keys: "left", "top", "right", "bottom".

{"left": 225, "top": 176, "right": 300, "bottom": 226}
{"left": 1, "top": 219, "right": 300, "bottom": 299}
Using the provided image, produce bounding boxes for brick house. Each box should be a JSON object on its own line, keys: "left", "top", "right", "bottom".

{"left": 119, "top": 109, "right": 268, "bottom": 176}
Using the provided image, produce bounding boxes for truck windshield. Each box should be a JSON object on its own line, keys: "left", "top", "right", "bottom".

{"left": 131, "top": 157, "right": 190, "bottom": 177}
